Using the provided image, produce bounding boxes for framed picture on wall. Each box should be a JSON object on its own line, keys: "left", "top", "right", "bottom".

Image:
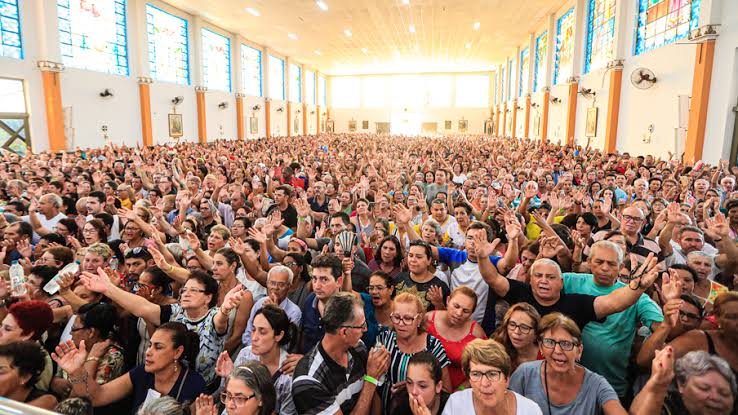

{"left": 445, "top": 120, "right": 452, "bottom": 130}
{"left": 534, "top": 113, "right": 541, "bottom": 137}
{"left": 362, "top": 120, "right": 369, "bottom": 130}
{"left": 458, "top": 119, "right": 468, "bottom": 133}
{"left": 585, "top": 107, "right": 598, "bottom": 137}
{"left": 326, "top": 120, "right": 334, "bottom": 133}
{"left": 294, "top": 118, "right": 300, "bottom": 134}
{"left": 249, "top": 117, "right": 258, "bottom": 134}
{"left": 168, "top": 114, "right": 183, "bottom": 138}
{"left": 348, "top": 120, "right": 357, "bottom": 132}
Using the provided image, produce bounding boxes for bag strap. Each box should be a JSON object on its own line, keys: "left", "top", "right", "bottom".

{"left": 174, "top": 367, "right": 189, "bottom": 401}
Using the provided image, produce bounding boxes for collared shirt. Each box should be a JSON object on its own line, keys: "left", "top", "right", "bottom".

{"left": 292, "top": 341, "right": 368, "bottom": 415}
{"left": 242, "top": 296, "right": 302, "bottom": 345}
{"left": 299, "top": 292, "right": 378, "bottom": 354}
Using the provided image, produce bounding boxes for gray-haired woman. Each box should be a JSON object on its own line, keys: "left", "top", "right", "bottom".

{"left": 136, "top": 396, "right": 186, "bottom": 415}
{"left": 631, "top": 348, "right": 736, "bottom": 415}
{"left": 195, "top": 361, "right": 276, "bottom": 415}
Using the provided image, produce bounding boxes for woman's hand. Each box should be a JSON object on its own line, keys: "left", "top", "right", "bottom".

{"left": 194, "top": 394, "right": 218, "bottom": 415}
{"left": 51, "top": 340, "right": 88, "bottom": 376}
{"left": 427, "top": 285, "right": 444, "bottom": 310}
{"left": 409, "top": 394, "right": 432, "bottom": 415}
{"left": 215, "top": 350, "right": 234, "bottom": 378}
{"left": 88, "top": 339, "right": 112, "bottom": 360}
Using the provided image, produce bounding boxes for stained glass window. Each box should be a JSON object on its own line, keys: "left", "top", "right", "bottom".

{"left": 201, "top": 28, "right": 231, "bottom": 91}
{"left": 57, "top": 0, "right": 129, "bottom": 76}
{"left": 305, "top": 69, "right": 315, "bottom": 105}
{"left": 506, "top": 58, "right": 515, "bottom": 99}
{"left": 533, "top": 31, "right": 548, "bottom": 92}
{"left": 319, "top": 75, "right": 326, "bottom": 107}
{"left": 500, "top": 64, "right": 506, "bottom": 102}
{"left": 146, "top": 4, "right": 189, "bottom": 85}
{"left": 0, "top": 0, "right": 22, "bottom": 59}
{"left": 289, "top": 63, "right": 301, "bottom": 103}
{"left": 584, "top": 0, "right": 616, "bottom": 73}
{"left": 519, "top": 47, "right": 530, "bottom": 96}
{"left": 241, "top": 44, "right": 261, "bottom": 97}
{"left": 635, "top": 0, "right": 700, "bottom": 55}
{"left": 268, "top": 55, "right": 284, "bottom": 100}
{"left": 456, "top": 75, "right": 488, "bottom": 107}
{"left": 553, "top": 7, "right": 575, "bottom": 85}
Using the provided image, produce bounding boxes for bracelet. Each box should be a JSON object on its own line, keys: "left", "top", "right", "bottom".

{"left": 363, "top": 375, "right": 378, "bottom": 386}
{"left": 219, "top": 306, "right": 230, "bottom": 316}
{"left": 84, "top": 357, "right": 100, "bottom": 364}
{"left": 714, "top": 238, "right": 723, "bottom": 242}
{"left": 168, "top": 264, "right": 175, "bottom": 272}
{"left": 68, "top": 373, "right": 89, "bottom": 385}
{"left": 298, "top": 216, "right": 307, "bottom": 222}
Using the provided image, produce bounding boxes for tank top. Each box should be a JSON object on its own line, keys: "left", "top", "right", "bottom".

{"left": 704, "top": 331, "right": 738, "bottom": 381}
{"left": 427, "top": 311, "right": 483, "bottom": 390}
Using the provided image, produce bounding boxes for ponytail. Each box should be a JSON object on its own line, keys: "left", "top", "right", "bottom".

{"left": 158, "top": 322, "right": 200, "bottom": 369}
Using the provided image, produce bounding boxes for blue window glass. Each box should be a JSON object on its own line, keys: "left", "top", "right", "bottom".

{"left": 146, "top": 4, "right": 189, "bottom": 85}
{"left": 519, "top": 47, "right": 530, "bottom": 97}
{"left": 289, "top": 63, "right": 301, "bottom": 103}
{"left": 533, "top": 31, "right": 548, "bottom": 92}
{"left": 553, "top": 7, "right": 575, "bottom": 85}
{"left": 319, "top": 75, "right": 326, "bottom": 107}
{"left": 584, "top": 0, "right": 616, "bottom": 74}
{"left": 634, "top": 0, "right": 700, "bottom": 55}
{"left": 57, "top": 0, "right": 129, "bottom": 76}
{"left": 268, "top": 54, "right": 284, "bottom": 100}
{"left": 201, "top": 28, "right": 231, "bottom": 92}
{"left": 241, "top": 44, "right": 262, "bottom": 97}
{"left": 0, "top": 0, "right": 22, "bottom": 59}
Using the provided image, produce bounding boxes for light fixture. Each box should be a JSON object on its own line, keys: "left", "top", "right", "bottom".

{"left": 314, "top": 50, "right": 322, "bottom": 55}
{"left": 465, "top": 42, "right": 472, "bottom": 49}
{"left": 245, "top": 7, "right": 260, "bottom": 16}
{"left": 218, "top": 102, "right": 228, "bottom": 110}
{"left": 172, "top": 96, "right": 184, "bottom": 106}
{"left": 409, "top": 25, "right": 415, "bottom": 33}
{"left": 344, "top": 29, "right": 352, "bottom": 37}
{"left": 473, "top": 22, "right": 480, "bottom": 30}
{"left": 361, "top": 48, "right": 368, "bottom": 54}
{"left": 402, "top": 0, "right": 409, "bottom": 4}
{"left": 288, "top": 33, "right": 298, "bottom": 40}
{"left": 316, "top": 1, "right": 328, "bottom": 11}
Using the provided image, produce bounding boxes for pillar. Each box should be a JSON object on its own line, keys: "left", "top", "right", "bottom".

{"left": 502, "top": 103, "right": 508, "bottom": 137}
{"left": 604, "top": 61, "right": 624, "bottom": 153}
{"left": 541, "top": 87, "right": 550, "bottom": 143}
{"left": 302, "top": 103, "right": 308, "bottom": 135}
{"left": 316, "top": 105, "right": 321, "bottom": 134}
{"left": 38, "top": 61, "right": 66, "bottom": 152}
{"left": 565, "top": 78, "right": 579, "bottom": 146}
{"left": 524, "top": 95, "right": 531, "bottom": 138}
{"left": 287, "top": 102, "right": 292, "bottom": 137}
{"left": 137, "top": 77, "right": 154, "bottom": 147}
{"left": 684, "top": 39, "right": 716, "bottom": 164}
{"left": 195, "top": 87, "right": 207, "bottom": 144}
{"left": 495, "top": 106, "right": 501, "bottom": 136}
{"left": 236, "top": 93, "right": 245, "bottom": 140}
{"left": 265, "top": 100, "right": 272, "bottom": 138}
{"left": 511, "top": 100, "right": 518, "bottom": 139}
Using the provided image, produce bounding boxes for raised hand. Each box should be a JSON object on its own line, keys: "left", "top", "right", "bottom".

{"left": 473, "top": 233, "right": 500, "bottom": 259}
{"left": 215, "top": 351, "right": 234, "bottom": 378}
{"left": 221, "top": 285, "right": 245, "bottom": 314}
{"left": 630, "top": 253, "right": 660, "bottom": 289}
{"left": 704, "top": 212, "right": 730, "bottom": 240}
{"left": 661, "top": 269, "right": 684, "bottom": 301}
{"left": 57, "top": 272, "right": 76, "bottom": 293}
{"left": 650, "top": 346, "right": 675, "bottom": 388}
{"left": 184, "top": 230, "right": 201, "bottom": 251}
{"left": 80, "top": 267, "right": 113, "bottom": 294}
{"left": 393, "top": 204, "right": 413, "bottom": 225}
{"left": 51, "top": 340, "right": 88, "bottom": 376}
{"left": 661, "top": 298, "right": 682, "bottom": 329}
{"left": 247, "top": 227, "right": 268, "bottom": 245}
{"left": 427, "top": 285, "right": 444, "bottom": 310}
{"left": 16, "top": 239, "right": 32, "bottom": 258}
{"left": 229, "top": 237, "right": 246, "bottom": 256}
{"left": 194, "top": 394, "right": 218, "bottom": 415}
{"left": 148, "top": 246, "right": 170, "bottom": 270}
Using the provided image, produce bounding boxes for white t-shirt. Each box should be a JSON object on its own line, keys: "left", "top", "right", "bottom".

{"left": 86, "top": 213, "right": 121, "bottom": 241}
{"left": 23, "top": 212, "right": 66, "bottom": 243}
{"left": 442, "top": 389, "right": 542, "bottom": 415}
{"left": 450, "top": 261, "right": 489, "bottom": 323}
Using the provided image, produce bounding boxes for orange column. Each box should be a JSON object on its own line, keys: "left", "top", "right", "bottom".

{"left": 685, "top": 39, "right": 716, "bottom": 164}
{"left": 38, "top": 62, "right": 65, "bottom": 152}
{"left": 236, "top": 94, "right": 245, "bottom": 140}
{"left": 502, "top": 103, "right": 508, "bottom": 136}
{"left": 287, "top": 102, "right": 292, "bottom": 137}
{"left": 302, "top": 103, "right": 307, "bottom": 135}
{"left": 265, "top": 100, "right": 271, "bottom": 138}
{"left": 316, "top": 106, "right": 321, "bottom": 134}
{"left": 511, "top": 100, "right": 518, "bottom": 139}
{"left": 524, "top": 95, "right": 531, "bottom": 138}
{"left": 604, "top": 65, "right": 623, "bottom": 153}
{"left": 495, "top": 106, "right": 500, "bottom": 136}
{"left": 137, "top": 77, "right": 153, "bottom": 147}
{"left": 196, "top": 87, "right": 207, "bottom": 144}
{"left": 541, "top": 88, "right": 550, "bottom": 143}
{"left": 565, "top": 81, "right": 578, "bottom": 146}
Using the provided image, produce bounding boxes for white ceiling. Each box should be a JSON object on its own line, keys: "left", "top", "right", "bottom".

{"left": 162, "top": 0, "right": 568, "bottom": 75}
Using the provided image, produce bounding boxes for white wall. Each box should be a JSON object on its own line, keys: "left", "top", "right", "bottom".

{"left": 150, "top": 83, "right": 197, "bottom": 145}
{"left": 332, "top": 107, "right": 490, "bottom": 135}
{"left": 269, "top": 99, "right": 288, "bottom": 137}
{"left": 204, "top": 90, "right": 236, "bottom": 141}
{"left": 244, "top": 96, "right": 266, "bottom": 139}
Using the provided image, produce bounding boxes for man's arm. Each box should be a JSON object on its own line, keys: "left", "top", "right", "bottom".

{"left": 594, "top": 255, "right": 659, "bottom": 319}
{"left": 80, "top": 269, "right": 162, "bottom": 325}
{"left": 475, "top": 234, "right": 510, "bottom": 297}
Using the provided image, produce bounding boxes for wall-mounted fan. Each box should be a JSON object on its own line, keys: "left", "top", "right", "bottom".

{"left": 630, "top": 68, "right": 657, "bottom": 90}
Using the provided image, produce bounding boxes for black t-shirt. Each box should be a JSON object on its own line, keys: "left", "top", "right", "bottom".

{"left": 281, "top": 203, "right": 298, "bottom": 229}
{"left": 393, "top": 272, "right": 450, "bottom": 312}
{"left": 503, "top": 279, "right": 602, "bottom": 330}
{"left": 308, "top": 196, "right": 330, "bottom": 214}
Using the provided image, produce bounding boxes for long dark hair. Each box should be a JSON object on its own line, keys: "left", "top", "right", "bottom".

{"left": 284, "top": 253, "right": 310, "bottom": 282}
{"left": 374, "top": 236, "right": 403, "bottom": 268}
{"left": 157, "top": 322, "right": 200, "bottom": 369}
{"left": 253, "top": 304, "right": 299, "bottom": 353}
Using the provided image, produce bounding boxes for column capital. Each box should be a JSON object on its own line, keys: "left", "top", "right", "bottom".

{"left": 688, "top": 24, "right": 719, "bottom": 42}
{"left": 137, "top": 77, "right": 154, "bottom": 85}
{"left": 235, "top": 93, "right": 246, "bottom": 98}
{"left": 37, "top": 60, "right": 65, "bottom": 72}
{"left": 607, "top": 60, "right": 625, "bottom": 70}
{"left": 542, "top": 86, "right": 551, "bottom": 93}
{"left": 566, "top": 76, "right": 580, "bottom": 84}
{"left": 195, "top": 86, "right": 208, "bottom": 92}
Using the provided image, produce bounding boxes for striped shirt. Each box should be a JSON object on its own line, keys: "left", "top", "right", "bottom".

{"left": 593, "top": 231, "right": 661, "bottom": 265}
{"left": 292, "top": 341, "right": 368, "bottom": 415}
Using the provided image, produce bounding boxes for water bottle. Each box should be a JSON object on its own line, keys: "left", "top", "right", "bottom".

{"left": 179, "top": 236, "right": 190, "bottom": 252}
{"left": 109, "top": 257, "right": 119, "bottom": 271}
{"left": 9, "top": 261, "right": 25, "bottom": 297}
{"left": 44, "top": 261, "right": 80, "bottom": 295}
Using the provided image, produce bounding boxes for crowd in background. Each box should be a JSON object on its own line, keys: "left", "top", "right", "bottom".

{"left": 0, "top": 133, "right": 735, "bottom": 415}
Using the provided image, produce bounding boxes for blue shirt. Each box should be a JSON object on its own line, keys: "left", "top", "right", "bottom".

{"left": 300, "top": 292, "right": 378, "bottom": 354}
{"left": 242, "top": 296, "right": 302, "bottom": 345}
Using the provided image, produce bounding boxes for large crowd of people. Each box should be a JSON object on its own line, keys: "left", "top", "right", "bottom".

{"left": 0, "top": 133, "right": 735, "bottom": 415}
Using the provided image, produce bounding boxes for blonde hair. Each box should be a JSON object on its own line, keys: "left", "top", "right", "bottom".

{"left": 538, "top": 312, "right": 582, "bottom": 344}
{"left": 86, "top": 243, "right": 113, "bottom": 261}
{"left": 462, "top": 338, "right": 512, "bottom": 377}
{"left": 449, "top": 286, "right": 478, "bottom": 310}
{"left": 210, "top": 224, "right": 231, "bottom": 240}
{"left": 393, "top": 292, "right": 426, "bottom": 332}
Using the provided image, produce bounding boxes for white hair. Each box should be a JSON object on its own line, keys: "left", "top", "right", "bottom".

{"left": 530, "top": 258, "right": 562, "bottom": 278}
{"left": 590, "top": 240, "right": 624, "bottom": 264}
{"left": 268, "top": 265, "right": 294, "bottom": 285}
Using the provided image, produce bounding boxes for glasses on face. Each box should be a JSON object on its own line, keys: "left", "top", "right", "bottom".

{"left": 82, "top": 228, "right": 96, "bottom": 234}
{"left": 540, "top": 337, "right": 579, "bottom": 351}
{"left": 508, "top": 321, "right": 533, "bottom": 334}
{"left": 126, "top": 247, "right": 145, "bottom": 256}
{"left": 341, "top": 320, "right": 368, "bottom": 331}
{"left": 390, "top": 313, "right": 419, "bottom": 326}
{"left": 366, "top": 285, "right": 388, "bottom": 293}
{"left": 134, "top": 282, "right": 153, "bottom": 292}
{"left": 679, "top": 310, "right": 701, "bottom": 322}
{"left": 70, "top": 326, "right": 86, "bottom": 332}
{"left": 220, "top": 392, "right": 256, "bottom": 407}
{"left": 622, "top": 215, "right": 644, "bottom": 223}
{"left": 468, "top": 369, "right": 503, "bottom": 383}
{"left": 267, "top": 280, "right": 289, "bottom": 289}
{"left": 180, "top": 287, "right": 207, "bottom": 294}
{"left": 283, "top": 262, "right": 297, "bottom": 267}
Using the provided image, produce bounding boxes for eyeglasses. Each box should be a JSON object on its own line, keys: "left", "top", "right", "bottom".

{"left": 283, "top": 261, "right": 297, "bottom": 267}
{"left": 70, "top": 326, "right": 86, "bottom": 332}
{"left": 622, "top": 215, "right": 644, "bottom": 223}
{"left": 341, "top": 320, "right": 368, "bottom": 331}
{"left": 540, "top": 337, "right": 579, "bottom": 351}
{"left": 180, "top": 287, "right": 207, "bottom": 294}
{"left": 366, "top": 285, "right": 388, "bottom": 293}
{"left": 220, "top": 392, "right": 256, "bottom": 407}
{"left": 508, "top": 321, "right": 533, "bottom": 334}
{"left": 267, "top": 281, "right": 289, "bottom": 289}
{"left": 679, "top": 310, "right": 701, "bottom": 322}
{"left": 134, "top": 282, "right": 153, "bottom": 292}
{"left": 390, "top": 313, "right": 419, "bottom": 326}
{"left": 468, "top": 369, "right": 503, "bottom": 383}
{"left": 125, "top": 247, "right": 146, "bottom": 256}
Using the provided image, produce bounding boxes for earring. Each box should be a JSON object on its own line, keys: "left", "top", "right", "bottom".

{"left": 173, "top": 360, "right": 178, "bottom": 373}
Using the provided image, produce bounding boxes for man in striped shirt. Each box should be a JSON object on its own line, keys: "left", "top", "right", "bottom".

{"left": 292, "top": 292, "right": 389, "bottom": 415}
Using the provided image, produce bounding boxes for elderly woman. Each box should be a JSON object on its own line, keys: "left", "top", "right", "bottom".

{"left": 0, "top": 341, "right": 57, "bottom": 409}
{"left": 377, "top": 292, "right": 452, "bottom": 411}
{"left": 631, "top": 348, "right": 736, "bottom": 415}
{"left": 426, "top": 286, "right": 487, "bottom": 391}
{"left": 196, "top": 361, "right": 276, "bottom": 415}
{"left": 441, "top": 338, "right": 541, "bottom": 414}
{"left": 508, "top": 313, "right": 625, "bottom": 414}
{"left": 493, "top": 302, "right": 542, "bottom": 371}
